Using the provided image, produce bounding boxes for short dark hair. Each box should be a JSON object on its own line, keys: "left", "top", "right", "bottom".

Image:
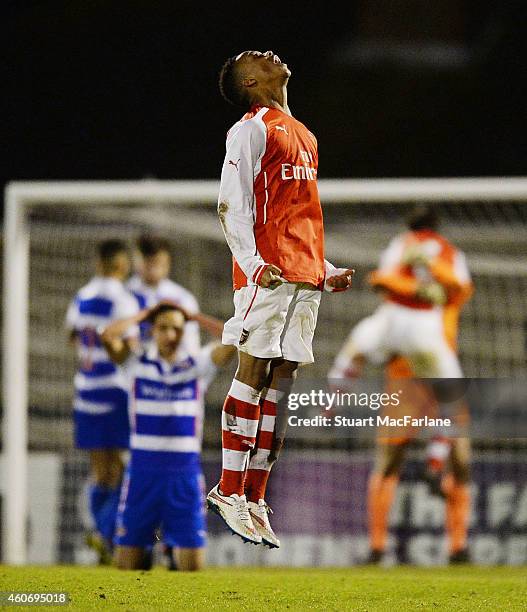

{"left": 147, "top": 302, "right": 188, "bottom": 325}
{"left": 136, "top": 234, "right": 171, "bottom": 257}
{"left": 406, "top": 204, "right": 440, "bottom": 232}
{"left": 219, "top": 55, "right": 250, "bottom": 108}
{"left": 97, "top": 239, "right": 128, "bottom": 263}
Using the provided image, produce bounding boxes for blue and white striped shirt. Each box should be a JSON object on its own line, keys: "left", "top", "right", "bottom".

{"left": 123, "top": 344, "right": 217, "bottom": 471}
{"left": 66, "top": 276, "right": 139, "bottom": 414}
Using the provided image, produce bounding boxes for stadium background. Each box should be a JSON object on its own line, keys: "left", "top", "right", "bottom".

{"left": 2, "top": 2, "right": 526, "bottom": 567}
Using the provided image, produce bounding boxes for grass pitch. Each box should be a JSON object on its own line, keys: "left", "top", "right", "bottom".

{"left": 0, "top": 565, "right": 525, "bottom": 611}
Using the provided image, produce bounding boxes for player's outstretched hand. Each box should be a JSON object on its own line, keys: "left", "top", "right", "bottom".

{"left": 259, "top": 264, "right": 284, "bottom": 289}
{"left": 325, "top": 268, "right": 355, "bottom": 292}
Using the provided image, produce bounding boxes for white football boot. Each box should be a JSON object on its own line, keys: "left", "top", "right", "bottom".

{"left": 207, "top": 483, "right": 262, "bottom": 544}
{"left": 248, "top": 499, "right": 280, "bottom": 548}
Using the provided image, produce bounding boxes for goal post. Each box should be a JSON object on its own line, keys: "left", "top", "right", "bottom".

{"left": 3, "top": 177, "right": 527, "bottom": 565}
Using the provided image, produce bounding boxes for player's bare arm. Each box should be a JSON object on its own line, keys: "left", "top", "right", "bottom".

{"left": 152, "top": 299, "right": 225, "bottom": 338}
{"left": 101, "top": 308, "right": 150, "bottom": 364}
{"left": 192, "top": 311, "right": 225, "bottom": 338}
{"left": 210, "top": 342, "right": 237, "bottom": 367}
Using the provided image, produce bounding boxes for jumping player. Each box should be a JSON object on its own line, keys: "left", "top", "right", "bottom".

{"left": 66, "top": 239, "right": 139, "bottom": 562}
{"left": 101, "top": 302, "right": 236, "bottom": 571}
{"left": 207, "top": 50, "right": 354, "bottom": 546}
{"left": 329, "top": 205, "right": 474, "bottom": 564}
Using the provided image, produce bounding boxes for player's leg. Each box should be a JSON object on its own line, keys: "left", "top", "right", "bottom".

{"left": 328, "top": 329, "right": 367, "bottom": 380}
{"left": 90, "top": 394, "right": 130, "bottom": 551}
{"left": 113, "top": 546, "right": 149, "bottom": 570}
{"left": 329, "top": 306, "right": 391, "bottom": 380}
{"left": 443, "top": 437, "right": 471, "bottom": 563}
{"left": 164, "top": 470, "right": 207, "bottom": 571}
{"left": 88, "top": 449, "right": 123, "bottom": 518}
{"left": 173, "top": 548, "right": 205, "bottom": 571}
{"left": 91, "top": 449, "right": 126, "bottom": 547}
{"left": 218, "top": 351, "right": 270, "bottom": 496}
{"left": 366, "top": 440, "right": 407, "bottom": 562}
{"left": 245, "top": 358, "right": 298, "bottom": 548}
{"left": 242, "top": 285, "right": 322, "bottom": 546}
{"left": 406, "top": 310, "right": 464, "bottom": 379}
{"left": 422, "top": 434, "right": 451, "bottom": 497}
{"left": 218, "top": 284, "right": 292, "bottom": 496}
{"left": 113, "top": 467, "right": 161, "bottom": 570}
{"left": 422, "top": 380, "right": 469, "bottom": 497}
{"left": 83, "top": 449, "right": 118, "bottom": 564}
{"left": 76, "top": 389, "right": 130, "bottom": 561}
{"left": 208, "top": 284, "right": 294, "bottom": 542}
{"left": 207, "top": 351, "right": 270, "bottom": 543}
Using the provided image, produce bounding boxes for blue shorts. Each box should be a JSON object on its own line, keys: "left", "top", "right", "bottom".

{"left": 114, "top": 465, "right": 207, "bottom": 549}
{"left": 74, "top": 388, "right": 130, "bottom": 449}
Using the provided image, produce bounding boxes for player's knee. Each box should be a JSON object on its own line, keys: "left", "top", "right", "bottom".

{"left": 270, "top": 359, "right": 298, "bottom": 383}
{"left": 236, "top": 353, "right": 271, "bottom": 390}
{"left": 176, "top": 550, "right": 205, "bottom": 571}
{"left": 275, "top": 358, "right": 299, "bottom": 376}
{"left": 113, "top": 547, "right": 143, "bottom": 570}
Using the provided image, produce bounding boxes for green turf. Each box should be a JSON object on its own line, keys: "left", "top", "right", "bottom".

{"left": 0, "top": 566, "right": 525, "bottom": 611}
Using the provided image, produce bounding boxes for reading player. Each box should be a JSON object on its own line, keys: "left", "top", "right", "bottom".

{"left": 329, "top": 205, "right": 474, "bottom": 564}
{"left": 207, "top": 50, "right": 354, "bottom": 546}
{"left": 127, "top": 236, "right": 224, "bottom": 565}
{"left": 101, "top": 302, "right": 236, "bottom": 571}
{"left": 65, "top": 239, "right": 139, "bottom": 562}
{"left": 128, "top": 235, "right": 201, "bottom": 353}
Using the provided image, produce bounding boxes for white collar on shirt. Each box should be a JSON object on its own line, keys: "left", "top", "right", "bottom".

{"left": 145, "top": 343, "right": 192, "bottom": 374}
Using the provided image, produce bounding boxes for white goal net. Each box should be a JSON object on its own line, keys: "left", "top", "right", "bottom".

{"left": 3, "top": 178, "right": 527, "bottom": 566}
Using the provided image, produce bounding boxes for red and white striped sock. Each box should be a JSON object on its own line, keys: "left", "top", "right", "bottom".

{"left": 219, "top": 379, "right": 262, "bottom": 497}
{"left": 245, "top": 387, "right": 283, "bottom": 503}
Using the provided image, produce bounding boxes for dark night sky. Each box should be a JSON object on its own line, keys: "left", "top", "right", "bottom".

{"left": 3, "top": 1, "right": 526, "bottom": 196}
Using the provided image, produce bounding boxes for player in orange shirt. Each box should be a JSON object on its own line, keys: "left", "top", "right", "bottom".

{"left": 207, "top": 50, "right": 354, "bottom": 547}
{"left": 329, "top": 205, "right": 474, "bottom": 564}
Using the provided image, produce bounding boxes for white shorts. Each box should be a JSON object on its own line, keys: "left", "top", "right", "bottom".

{"left": 222, "top": 282, "right": 322, "bottom": 364}
{"left": 352, "top": 302, "right": 463, "bottom": 377}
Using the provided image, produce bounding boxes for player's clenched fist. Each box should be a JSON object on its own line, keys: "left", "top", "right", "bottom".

{"left": 325, "top": 268, "right": 355, "bottom": 292}
{"left": 258, "top": 264, "right": 284, "bottom": 289}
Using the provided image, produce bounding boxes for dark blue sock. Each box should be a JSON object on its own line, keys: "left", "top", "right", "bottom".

{"left": 88, "top": 484, "right": 112, "bottom": 535}
{"left": 98, "top": 485, "right": 122, "bottom": 545}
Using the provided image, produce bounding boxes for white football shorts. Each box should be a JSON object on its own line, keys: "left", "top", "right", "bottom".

{"left": 222, "top": 282, "right": 322, "bottom": 364}
{"left": 351, "top": 302, "right": 463, "bottom": 377}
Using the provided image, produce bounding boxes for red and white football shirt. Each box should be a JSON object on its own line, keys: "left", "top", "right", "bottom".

{"left": 218, "top": 105, "right": 326, "bottom": 290}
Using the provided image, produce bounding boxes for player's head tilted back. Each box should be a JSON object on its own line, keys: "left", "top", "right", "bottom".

{"left": 135, "top": 234, "right": 171, "bottom": 286}
{"left": 219, "top": 50, "right": 291, "bottom": 109}
{"left": 97, "top": 239, "right": 130, "bottom": 280}
{"left": 406, "top": 204, "right": 440, "bottom": 232}
{"left": 147, "top": 303, "right": 188, "bottom": 360}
